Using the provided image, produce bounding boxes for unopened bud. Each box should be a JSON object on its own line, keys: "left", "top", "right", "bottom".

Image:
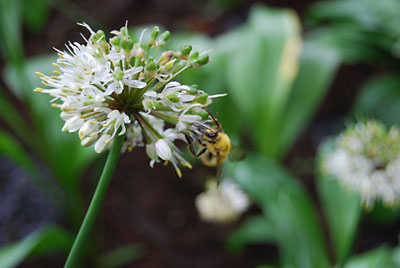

{"left": 110, "top": 36, "right": 121, "bottom": 47}
{"left": 146, "top": 62, "right": 156, "bottom": 71}
{"left": 161, "top": 31, "right": 170, "bottom": 42}
{"left": 120, "top": 27, "right": 129, "bottom": 37}
{"left": 197, "top": 93, "right": 208, "bottom": 104}
{"left": 121, "top": 38, "right": 134, "bottom": 50}
{"left": 194, "top": 54, "right": 209, "bottom": 66}
{"left": 190, "top": 51, "right": 199, "bottom": 60}
{"left": 180, "top": 45, "right": 192, "bottom": 55}
{"left": 151, "top": 26, "right": 160, "bottom": 40}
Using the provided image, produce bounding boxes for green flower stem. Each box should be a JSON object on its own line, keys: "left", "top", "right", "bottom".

{"left": 64, "top": 131, "right": 125, "bottom": 268}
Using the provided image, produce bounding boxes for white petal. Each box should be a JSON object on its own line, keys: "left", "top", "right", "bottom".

{"left": 155, "top": 139, "right": 172, "bottom": 160}
{"left": 146, "top": 143, "right": 157, "bottom": 160}
{"left": 63, "top": 116, "right": 84, "bottom": 133}
{"left": 94, "top": 134, "right": 112, "bottom": 153}
{"left": 125, "top": 79, "right": 146, "bottom": 89}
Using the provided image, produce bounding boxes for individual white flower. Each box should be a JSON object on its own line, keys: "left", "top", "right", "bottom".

{"left": 322, "top": 120, "right": 400, "bottom": 208}
{"left": 175, "top": 104, "right": 203, "bottom": 132}
{"left": 35, "top": 22, "right": 224, "bottom": 176}
{"left": 196, "top": 179, "right": 250, "bottom": 224}
{"left": 103, "top": 66, "right": 146, "bottom": 95}
{"left": 155, "top": 139, "right": 172, "bottom": 160}
{"left": 95, "top": 134, "right": 112, "bottom": 153}
{"left": 156, "top": 81, "right": 195, "bottom": 112}
{"left": 62, "top": 116, "right": 85, "bottom": 133}
{"left": 122, "top": 121, "right": 144, "bottom": 152}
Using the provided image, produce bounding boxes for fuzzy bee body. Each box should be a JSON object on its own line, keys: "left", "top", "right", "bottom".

{"left": 200, "top": 127, "right": 231, "bottom": 167}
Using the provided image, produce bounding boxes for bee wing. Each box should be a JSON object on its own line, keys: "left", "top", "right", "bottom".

{"left": 228, "top": 144, "right": 246, "bottom": 162}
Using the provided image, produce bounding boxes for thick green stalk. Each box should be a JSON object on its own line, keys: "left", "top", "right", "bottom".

{"left": 64, "top": 131, "right": 125, "bottom": 268}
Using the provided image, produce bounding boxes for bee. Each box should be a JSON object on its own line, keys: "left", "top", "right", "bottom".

{"left": 186, "top": 113, "right": 245, "bottom": 168}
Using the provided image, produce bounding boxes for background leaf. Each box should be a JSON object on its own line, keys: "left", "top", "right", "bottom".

{"left": 226, "top": 5, "right": 302, "bottom": 159}
{"left": 352, "top": 74, "right": 400, "bottom": 126}
{"left": 0, "top": 225, "right": 73, "bottom": 268}
{"left": 227, "top": 154, "right": 330, "bottom": 268}
{"left": 316, "top": 139, "right": 361, "bottom": 265}
{"left": 344, "top": 246, "right": 397, "bottom": 268}
{"left": 227, "top": 215, "right": 274, "bottom": 253}
{"left": 278, "top": 38, "right": 340, "bottom": 155}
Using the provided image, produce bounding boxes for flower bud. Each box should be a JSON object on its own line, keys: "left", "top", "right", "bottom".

{"left": 120, "top": 26, "right": 129, "bottom": 37}
{"left": 151, "top": 26, "right": 160, "bottom": 40}
{"left": 161, "top": 31, "right": 170, "bottom": 42}
{"left": 110, "top": 36, "right": 121, "bottom": 47}
{"left": 194, "top": 54, "right": 209, "bottom": 67}
{"left": 180, "top": 45, "right": 192, "bottom": 55}
{"left": 121, "top": 38, "right": 134, "bottom": 51}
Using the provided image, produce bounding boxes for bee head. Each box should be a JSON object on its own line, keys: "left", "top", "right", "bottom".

{"left": 204, "top": 127, "right": 219, "bottom": 140}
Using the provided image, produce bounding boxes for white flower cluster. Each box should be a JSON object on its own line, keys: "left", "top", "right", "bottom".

{"left": 196, "top": 179, "right": 250, "bottom": 223}
{"left": 323, "top": 120, "right": 400, "bottom": 208}
{"left": 35, "top": 23, "right": 224, "bottom": 177}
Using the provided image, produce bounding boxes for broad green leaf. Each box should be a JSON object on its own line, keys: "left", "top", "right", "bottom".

{"left": 0, "top": 130, "right": 37, "bottom": 174}
{"left": 227, "top": 215, "right": 274, "bottom": 253}
{"left": 97, "top": 244, "right": 145, "bottom": 268}
{"left": 352, "top": 75, "right": 400, "bottom": 126}
{"left": 227, "top": 154, "right": 330, "bottom": 268}
{"left": 0, "top": 0, "right": 24, "bottom": 65}
{"left": 278, "top": 38, "right": 340, "bottom": 155}
{"left": 345, "top": 246, "right": 396, "bottom": 268}
{"left": 317, "top": 139, "right": 361, "bottom": 264}
{"left": 226, "top": 5, "right": 302, "bottom": 159}
{"left": 307, "top": 0, "right": 400, "bottom": 61}
{"left": 22, "top": 0, "right": 51, "bottom": 32}
{"left": 0, "top": 225, "right": 73, "bottom": 268}
{"left": 0, "top": 88, "right": 33, "bottom": 146}
{"left": 305, "top": 26, "right": 392, "bottom": 64}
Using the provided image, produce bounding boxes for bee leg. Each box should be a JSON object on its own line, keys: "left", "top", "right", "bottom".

{"left": 196, "top": 147, "right": 207, "bottom": 157}
{"left": 184, "top": 134, "right": 193, "bottom": 144}
{"left": 216, "top": 152, "right": 223, "bottom": 184}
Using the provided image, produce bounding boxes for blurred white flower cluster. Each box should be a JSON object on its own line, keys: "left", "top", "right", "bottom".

{"left": 323, "top": 120, "right": 400, "bottom": 208}
{"left": 196, "top": 179, "right": 250, "bottom": 223}
{"left": 35, "top": 23, "right": 225, "bottom": 177}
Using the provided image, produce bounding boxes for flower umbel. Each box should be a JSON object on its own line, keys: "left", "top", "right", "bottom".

{"left": 34, "top": 23, "right": 224, "bottom": 177}
{"left": 322, "top": 120, "right": 400, "bottom": 208}
{"left": 196, "top": 179, "right": 250, "bottom": 224}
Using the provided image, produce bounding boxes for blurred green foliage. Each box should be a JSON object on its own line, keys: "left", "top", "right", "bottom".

{"left": 172, "top": 5, "right": 339, "bottom": 160}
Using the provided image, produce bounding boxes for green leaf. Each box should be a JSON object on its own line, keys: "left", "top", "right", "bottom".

{"left": 345, "top": 246, "right": 396, "bottom": 268}
{"left": 226, "top": 5, "right": 302, "bottom": 158}
{"left": 97, "top": 244, "right": 145, "bottom": 268}
{"left": 278, "top": 38, "right": 340, "bottom": 155}
{"left": 227, "top": 154, "right": 330, "bottom": 268}
{"left": 0, "top": 225, "right": 73, "bottom": 268}
{"left": 0, "top": 130, "right": 37, "bottom": 174}
{"left": 22, "top": 0, "right": 51, "bottom": 32}
{"left": 0, "top": 88, "right": 33, "bottom": 146}
{"left": 307, "top": 0, "right": 400, "bottom": 61}
{"left": 316, "top": 139, "right": 361, "bottom": 265}
{"left": 352, "top": 74, "right": 400, "bottom": 126}
{"left": 227, "top": 215, "right": 274, "bottom": 252}
{"left": 0, "top": 0, "right": 24, "bottom": 65}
